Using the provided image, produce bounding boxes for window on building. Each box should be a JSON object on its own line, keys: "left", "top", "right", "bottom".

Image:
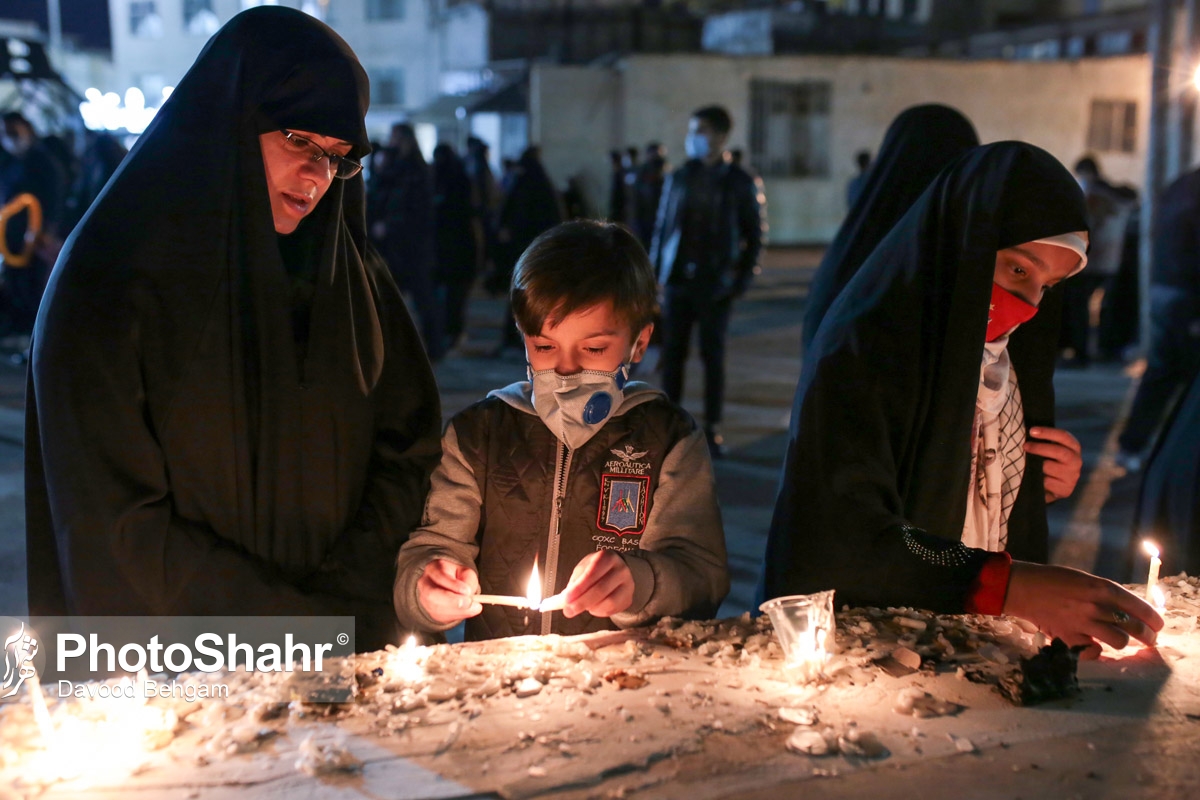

{"left": 749, "top": 80, "right": 831, "bottom": 179}
{"left": 372, "top": 68, "right": 405, "bottom": 107}
{"left": 1097, "top": 30, "right": 1134, "bottom": 55}
{"left": 184, "top": 0, "right": 220, "bottom": 36}
{"left": 1087, "top": 100, "right": 1137, "bottom": 153}
{"left": 129, "top": 1, "right": 163, "bottom": 39}
{"left": 367, "top": 0, "right": 406, "bottom": 21}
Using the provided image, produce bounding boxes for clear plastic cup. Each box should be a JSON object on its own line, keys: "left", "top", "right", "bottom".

{"left": 759, "top": 590, "right": 836, "bottom": 683}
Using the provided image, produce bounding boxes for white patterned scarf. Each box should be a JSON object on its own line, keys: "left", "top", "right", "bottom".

{"left": 962, "top": 337, "right": 1026, "bottom": 552}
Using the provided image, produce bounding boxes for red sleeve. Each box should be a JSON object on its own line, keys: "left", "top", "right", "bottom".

{"left": 963, "top": 551, "right": 1013, "bottom": 616}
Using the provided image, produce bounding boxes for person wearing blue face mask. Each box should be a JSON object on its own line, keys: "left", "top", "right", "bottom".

{"left": 649, "top": 105, "right": 766, "bottom": 458}
{"left": 394, "top": 220, "right": 730, "bottom": 640}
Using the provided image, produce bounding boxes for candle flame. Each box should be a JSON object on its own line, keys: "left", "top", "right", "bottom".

{"left": 1151, "top": 583, "right": 1167, "bottom": 612}
{"left": 390, "top": 634, "right": 425, "bottom": 682}
{"left": 1143, "top": 540, "right": 1161, "bottom": 559}
{"left": 25, "top": 674, "right": 171, "bottom": 786}
{"left": 526, "top": 562, "right": 542, "bottom": 608}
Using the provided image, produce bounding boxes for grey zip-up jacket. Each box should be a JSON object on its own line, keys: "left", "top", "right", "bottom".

{"left": 393, "top": 380, "right": 729, "bottom": 640}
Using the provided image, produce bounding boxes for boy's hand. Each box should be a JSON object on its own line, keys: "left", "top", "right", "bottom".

{"left": 1025, "top": 426, "right": 1082, "bottom": 503}
{"left": 417, "top": 559, "right": 482, "bottom": 625}
{"left": 1003, "top": 561, "right": 1163, "bottom": 660}
{"left": 562, "top": 550, "right": 635, "bottom": 619}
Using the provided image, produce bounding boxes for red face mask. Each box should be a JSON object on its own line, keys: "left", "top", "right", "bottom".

{"left": 987, "top": 283, "right": 1038, "bottom": 342}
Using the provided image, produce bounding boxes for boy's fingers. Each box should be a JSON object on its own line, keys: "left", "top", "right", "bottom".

{"left": 448, "top": 563, "right": 481, "bottom": 595}
{"left": 587, "top": 584, "right": 635, "bottom": 618}
{"left": 426, "top": 567, "right": 474, "bottom": 598}
{"left": 565, "top": 563, "right": 631, "bottom": 617}
{"left": 564, "top": 552, "right": 616, "bottom": 603}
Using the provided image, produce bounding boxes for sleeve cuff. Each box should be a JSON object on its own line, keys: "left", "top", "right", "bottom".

{"left": 394, "top": 553, "right": 461, "bottom": 634}
{"left": 619, "top": 552, "right": 655, "bottom": 617}
{"left": 963, "top": 551, "right": 1013, "bottom": 616}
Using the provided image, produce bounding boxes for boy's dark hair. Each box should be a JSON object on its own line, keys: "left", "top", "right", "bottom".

{"left": 511, "top": 220, "right": 658, "bottom": 336}
{"left": 691, "top": 105, "right": 732, "bottom": 136}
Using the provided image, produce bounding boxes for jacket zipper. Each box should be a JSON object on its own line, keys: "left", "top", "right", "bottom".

{"left": 542, "top": 440, "right": 572, "bottom": 635}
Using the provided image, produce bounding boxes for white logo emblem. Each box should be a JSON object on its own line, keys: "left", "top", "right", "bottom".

{"left": 609, "top": 445, "right": 648, "bottom": 463}
{"left": 1, "top": 623, "right": 38, "bottom": 699}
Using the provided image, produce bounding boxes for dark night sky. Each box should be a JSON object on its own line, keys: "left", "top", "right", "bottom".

{"left": 6, "top": 0, "right": 112, "bottom": 52}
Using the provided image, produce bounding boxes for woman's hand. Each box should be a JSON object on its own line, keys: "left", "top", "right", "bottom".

{"left": 562, "top": 550, "right": 635, "bottom": 619}
{"left": 1025, "top": 426, "right": 1082, "bottom": 502}
{"left": 1003, "top": 561, "right": 1164, "bottom": 659}
{"left": 417, "top": 559, "right": 481, "bottom": 625}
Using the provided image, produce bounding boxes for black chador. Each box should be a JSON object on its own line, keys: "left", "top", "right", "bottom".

{"left": 803, "top": 105, "right": 979, "bottom": 350}
{"left": 763, "top": 142, "right": 1087, "bottom": 612}
{"left": 1135, "top": 370, "right": 1200, "bottom": 576}
{"left": 25, "top": 8, "right": 442, "bottom": 649}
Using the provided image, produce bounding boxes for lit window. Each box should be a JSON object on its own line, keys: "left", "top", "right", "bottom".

{"left": 367, "top": 0, "right": 406, "bottom": 21}
{"left": 372, "top": 68, "right": 405, "bottom": 107}
{"left": 1087, "top": 99, "right": 1137, "bottom": 153}
{"left": 129, "top": 1, "right": 163, "bottom": 39}
{"left": 184, "top": 0, "right": 220, "bottom": 36}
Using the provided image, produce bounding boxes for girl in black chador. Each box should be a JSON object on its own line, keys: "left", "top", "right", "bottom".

{"left": 763, "top": 142, "right": 1162, "bottom": 658}
{"left": 803, "top": 104, "right": 979, "bottom": 350}
{"left": 25, "top": 8, "right": 442, "bottom": 650}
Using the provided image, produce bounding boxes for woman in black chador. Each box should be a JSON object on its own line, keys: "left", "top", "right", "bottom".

{"left": 25, "top": 8, "right": 442, "bottom": 650}
{"left": 763, "top": 142, "right": 1162, "bottom": 657}
{"left": 803, "top": 104, "right": 979, "bottom": 350}
{"left": 1134, "top": 370, "right": 1200, "bottom": 576}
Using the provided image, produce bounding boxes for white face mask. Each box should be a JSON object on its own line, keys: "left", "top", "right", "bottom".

{"left": 529, "top": 361, "right": 632, "bottom": 450}
{"left": 684, "top": 132, "right": 710, "bottom": 161}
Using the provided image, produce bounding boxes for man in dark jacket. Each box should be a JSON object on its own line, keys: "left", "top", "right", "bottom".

{"left": 649, "top": 105, "right": 766, "bottom": 457}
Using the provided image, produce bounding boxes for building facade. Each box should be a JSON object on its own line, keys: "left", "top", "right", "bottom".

{"left": 531, "top": 52, "right": 1155, "bottom": 243}
{"left": 104, "top": 0, "right": 489, "bottom": 140}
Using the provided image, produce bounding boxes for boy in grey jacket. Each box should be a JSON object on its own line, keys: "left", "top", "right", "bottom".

{"left": 394, "top": 220, "right": 729, "bottom": 640}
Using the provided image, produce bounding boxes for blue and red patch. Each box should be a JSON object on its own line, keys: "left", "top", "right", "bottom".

{"left": 597, "top": 474, "right": 650, "bottom": 534}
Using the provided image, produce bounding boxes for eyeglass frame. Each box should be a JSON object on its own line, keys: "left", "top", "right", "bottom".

{"left": 279, "top": 129, "right": 363, "bottom": 180}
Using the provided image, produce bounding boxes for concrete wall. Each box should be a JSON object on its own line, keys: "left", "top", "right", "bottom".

{"left": 533, "top": 53, "right": 1150, "bottom": 243}
{"left": 529, "top": 66, "right": 621, "bottom": 223}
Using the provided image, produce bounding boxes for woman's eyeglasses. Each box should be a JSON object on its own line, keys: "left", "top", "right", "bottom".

{"left": 280, "top": 130, "right": 362, "bottom": 179}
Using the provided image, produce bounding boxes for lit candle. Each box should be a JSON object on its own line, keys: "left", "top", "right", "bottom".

{"left": 538, "top": 592, "right": 567, "bottom": 613}
{"left": 1143, "top": 540, "right": 1162, "bottom": 602}
{"left": 525, "top": 562, "right": 542, "bottom": 608}
{"left": 26, "top": 671, "right": 54, "bottom": 743}
{"left": 389, "top": 634, "right": 425, "bottom": 682}
{"left": 474, "top": 562, "right": 543, "bottom": 610}
{"left": 1150, "top": 583, "right": 1167, "bottom": 613}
